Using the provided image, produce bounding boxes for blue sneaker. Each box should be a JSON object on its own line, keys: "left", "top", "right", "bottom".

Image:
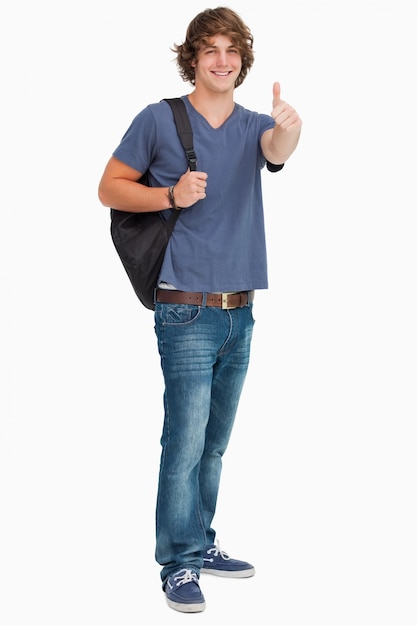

{"left": 201, "top": 543, "right": 255, "bottom": 578}
{"left": 164, "top": 568, "right": 206, "bottom": 613}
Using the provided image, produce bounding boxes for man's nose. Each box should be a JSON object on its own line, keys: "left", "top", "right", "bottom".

{"left": 216, "top": 51, "right": 227, "bottom": 65}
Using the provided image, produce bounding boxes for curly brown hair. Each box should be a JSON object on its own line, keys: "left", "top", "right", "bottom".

{"left": 172, "top": 7, "right": 255, "bottom": 88}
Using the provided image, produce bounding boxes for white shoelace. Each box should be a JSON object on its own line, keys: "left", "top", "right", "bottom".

{"left": 172, "top": 569, "right": 198, "bottom": 587}
{"left": 204, "top": 541, "right": 230, "bottom": 562}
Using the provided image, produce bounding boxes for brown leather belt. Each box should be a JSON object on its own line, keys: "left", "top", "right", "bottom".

{"left": 155, "top": 289, "right": 255, "bottom": 309}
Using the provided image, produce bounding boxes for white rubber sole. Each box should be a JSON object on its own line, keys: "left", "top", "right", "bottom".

{"left": 166, "top": 597, "right": 206, "bottom": 613}
{"left": 201, "top": 566, "right": 255, "bottom": 578}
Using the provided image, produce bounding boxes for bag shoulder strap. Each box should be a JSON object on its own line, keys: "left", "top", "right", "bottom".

{"left": 163, "top": 98, "right": 197, "bottom": 171}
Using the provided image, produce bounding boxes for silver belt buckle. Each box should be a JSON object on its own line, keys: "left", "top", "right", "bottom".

{"left": 221, "top": 292, "right": 237, "bottom": 309}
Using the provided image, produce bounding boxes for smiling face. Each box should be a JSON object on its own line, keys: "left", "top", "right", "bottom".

{"left": 191, "top": 34, "right": 242, "bottom": 95}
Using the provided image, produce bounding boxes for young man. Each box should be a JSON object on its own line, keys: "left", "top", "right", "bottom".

{"left": 98, "top": 7, "right": 301, "bottom": 613}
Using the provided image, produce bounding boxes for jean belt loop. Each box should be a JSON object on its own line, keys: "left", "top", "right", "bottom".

{"left": 201, "top": 292, "right": 207, "bottom": 307}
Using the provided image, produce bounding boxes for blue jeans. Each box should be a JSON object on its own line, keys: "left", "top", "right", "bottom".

{"left": 153, "top": 301, "right": 255, "bottom": 583}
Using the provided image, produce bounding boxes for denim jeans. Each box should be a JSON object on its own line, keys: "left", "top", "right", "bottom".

{"left": 153, "top": 301, "right": 255, "bottom": 583}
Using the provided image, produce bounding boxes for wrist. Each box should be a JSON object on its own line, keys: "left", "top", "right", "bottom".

{"left": 168, "top": 185, "right": 180, "bottom": 210}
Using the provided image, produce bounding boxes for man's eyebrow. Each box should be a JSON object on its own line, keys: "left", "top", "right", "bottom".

{"left": 201, "top": 42, "right": 237, "bottom": 50}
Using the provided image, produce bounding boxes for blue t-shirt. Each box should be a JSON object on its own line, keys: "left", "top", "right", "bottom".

{"left": 113, "top": 96, "right": 279, "bottom": 292}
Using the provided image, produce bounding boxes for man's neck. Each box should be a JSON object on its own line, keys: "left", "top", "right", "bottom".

{"left": 188, "top": 90, "right": 235, "bottom": 129}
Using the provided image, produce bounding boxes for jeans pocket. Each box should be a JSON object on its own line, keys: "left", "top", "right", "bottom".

{"left": 156, "top": 303, "right": 201, "bottom": 326}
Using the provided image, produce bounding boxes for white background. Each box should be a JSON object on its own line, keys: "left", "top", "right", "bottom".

{"left": 2, "top": 1, "right": 416, "bottom": 623}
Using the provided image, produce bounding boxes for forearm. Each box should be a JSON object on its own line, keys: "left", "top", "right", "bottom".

{"left": 98, "top": 177, "right": 171, "bottom": 213}
{"left": 263, "top": 123, "right": 302, "bottom": 165}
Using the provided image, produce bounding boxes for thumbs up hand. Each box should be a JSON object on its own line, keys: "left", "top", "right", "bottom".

{"left": 261, "top": 82, "right": 302, "bottom": 164}
{"left": 271, "top": 82, "right": 302, "bottom": 131}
